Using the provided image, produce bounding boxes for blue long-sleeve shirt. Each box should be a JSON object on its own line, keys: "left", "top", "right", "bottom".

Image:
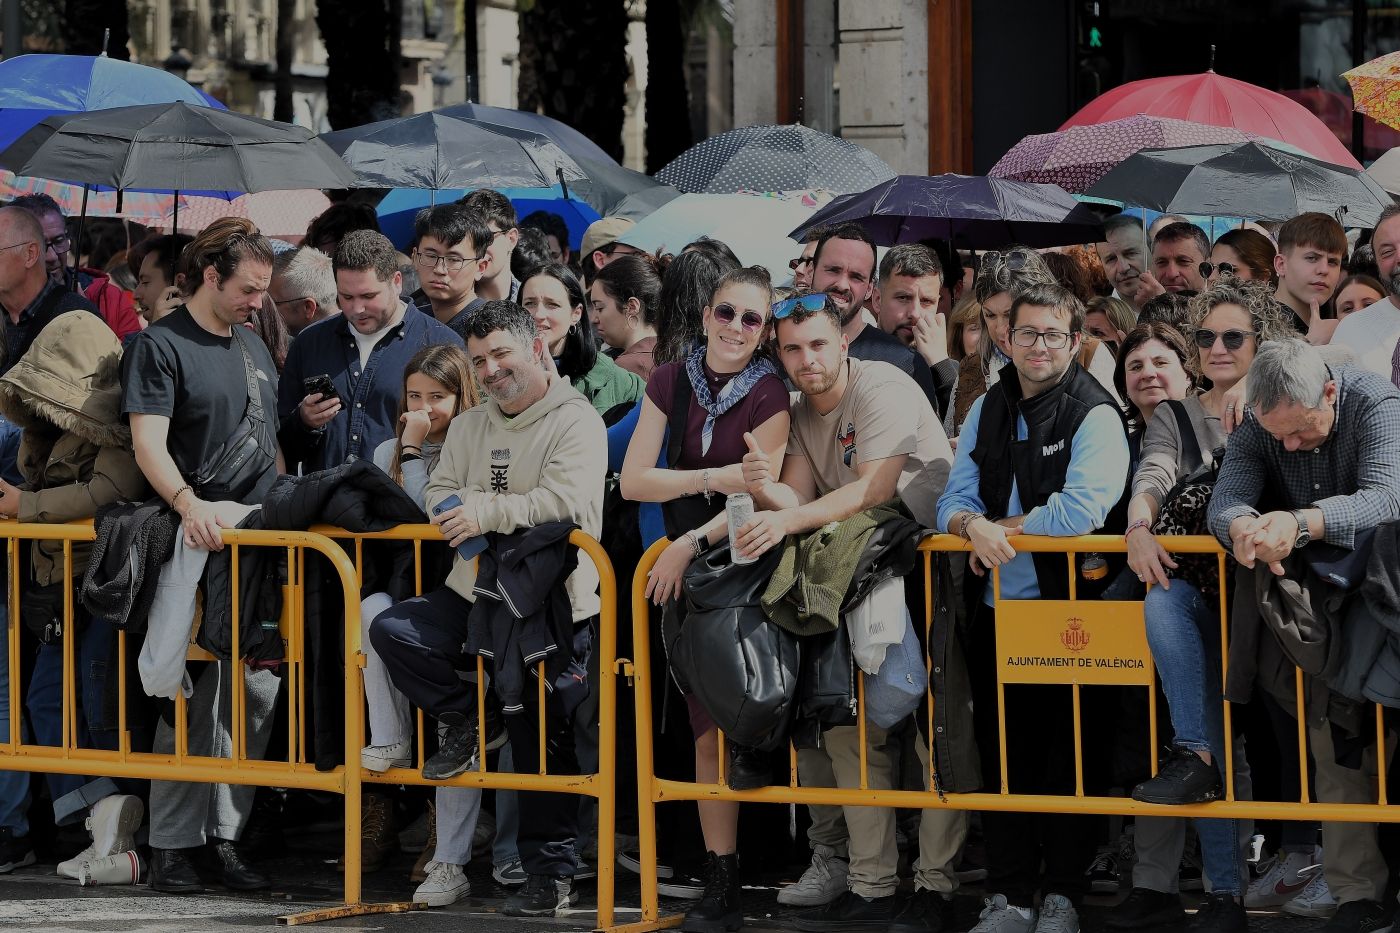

{"left": 607, "top": 401, "right": 666, "bottom": 548}
{"left": 936, "top": 393, "right": 1131, "bottom": 603}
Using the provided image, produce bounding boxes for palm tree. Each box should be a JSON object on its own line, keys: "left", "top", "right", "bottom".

{"left": 518, "top": 0, "right": 629, "bottom": 162}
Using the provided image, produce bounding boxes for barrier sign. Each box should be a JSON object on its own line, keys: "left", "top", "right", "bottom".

{"left": 996, "top": 600, "right": 1153, "bottom": 686}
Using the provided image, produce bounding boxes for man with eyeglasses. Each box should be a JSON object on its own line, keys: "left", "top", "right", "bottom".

{"left": 278, "top": 230, "right": 460, "bottom": 474}
{"left": 937, "top": 282, "right": 1131, "bottom": 933}
{"left": 0, "top": 207, "right": 104, "bottom": 376}
{"left": 269, "top": 245, "right": 337, "bottom": 337}
{"left": 408, "top": 205, "right": 494, "bottom": 342}
{"left": 460, "top": 189, "right": 521, "bottom": 302}
{"left": 9, "top": 194, "right": 141, "bottom": 343}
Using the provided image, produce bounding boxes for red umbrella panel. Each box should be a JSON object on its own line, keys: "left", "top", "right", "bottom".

{"left": 158, "top": 189, "right": 332, "bottom": 242}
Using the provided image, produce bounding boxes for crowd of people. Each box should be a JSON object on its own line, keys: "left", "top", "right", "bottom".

{"left": 0, "top": 185, "right": 1397, "bottom": 933}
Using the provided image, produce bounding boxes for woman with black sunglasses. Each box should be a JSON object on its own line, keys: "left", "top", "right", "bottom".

{"left": 1120, "top": 279, "right": 1291, "bottom": 925}
{"left": 619, "top": 265, "right": 790, "bottom": 933}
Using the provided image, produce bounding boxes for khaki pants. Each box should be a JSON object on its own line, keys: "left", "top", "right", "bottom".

{"left": 1310, "top": 718, "right": 1394, "bottom": 905}
{"left": 802, "top": 723, "right": 966, "bottom": 897}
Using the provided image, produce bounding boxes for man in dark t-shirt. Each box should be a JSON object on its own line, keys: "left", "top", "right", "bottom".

{"left": 121, "top": 217, "right": 282, "bottom": 895}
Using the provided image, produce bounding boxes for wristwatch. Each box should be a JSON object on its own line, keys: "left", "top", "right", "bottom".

{"left": 1290, "top": 509, "right": 1312, "bottom": 549}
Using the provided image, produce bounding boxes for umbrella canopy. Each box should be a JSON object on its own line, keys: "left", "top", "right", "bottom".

{"left": 617, "top": 191, "right": 831, "bottom": 281}
{"left": 320, "top": 110, "right": 587, "bottom": 191}
{"left": 655, "top": 124, "right": 896, "bottom": 194}
{"left": 158, "top": 190, "right": 333, "bottom": 240}
{"left": 0, "top": 53, "right": 223, "bottom": 151}
{"left": 1366, "top": 146, "right": 1400, "bottom": 197}
{"left": 0, "top": 102, "right": 358, "bottom": 193}
{"left": 0, "top": 170, "right": 188, "bottom": 225}
{"left": 789, "top": 175, "right": 1105, "bottom": 249}
{"left": 1062, "top": 70, "right": 1361, "bottom": 169}
{"left": 1280, "top": 87, "right": 1400, "bottom": 163}
{"left": 1343, "top": 52, "right": 1400, "bottom": 134}
{"left": 608, "top": 181, "right": 683, "bottom": 222}
{"left": 374, "top": 186, "right": 601, "bottom": 251}
{"left": 1086, "top": 142, "right": 1392, "bottom": 227}
{"left": 436, "top": 101, "right": 615, "bottom": 166}
{"left": 990, "top": 115, "right": 1280, "bottom": 194}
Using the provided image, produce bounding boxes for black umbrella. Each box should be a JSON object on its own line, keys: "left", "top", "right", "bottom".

{"left": 1086, "top": 141, "right": 1394, "bottom": 226}
{"left": 789, "top": 174, "right": 1106, "bottom": 249}
{"left": 320, "top": 110, "right": 587, "bottom": 191}
{"left": 656, "top": 124, "right": 896, "bottom": 195}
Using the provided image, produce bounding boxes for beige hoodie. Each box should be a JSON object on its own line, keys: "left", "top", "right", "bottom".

{"left": 425, "top": 372, "right": 607, "bottom": 621}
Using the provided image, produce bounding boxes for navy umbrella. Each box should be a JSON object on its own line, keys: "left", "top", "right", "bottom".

{"left": 789, "top": 174, "right": 1106, "bottom": 249}
{"left": 656, "top": 124, "right": 896, "bottom": 195}
{"left": 1087, "top": 141, "right": 1393, "bottom": 227}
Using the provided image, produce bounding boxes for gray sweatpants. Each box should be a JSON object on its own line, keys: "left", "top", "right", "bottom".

{"left": 148, "top": 660, "right": 280, "bottom": 850}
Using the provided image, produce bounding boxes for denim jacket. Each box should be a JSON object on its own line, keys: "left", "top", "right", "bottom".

{"left": 277, "top": 307, "right": 463, "bottom": 473}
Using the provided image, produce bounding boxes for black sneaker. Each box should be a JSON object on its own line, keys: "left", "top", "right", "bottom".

{"left": 502, "top": 873, "right": 575, "bottom": 917}
{"left": 794, "top": 890, "right": 900, "bottom": 932}
{"left": 0, "top": 827, "right": 34, "bottom": 874}
{"left": 890, "top": 888, "right": 956, "bottom": 933}
{"left": 1188, "top": 893, "right": 1248, "bottom": 933}
{"left": 681, "top": 852, "right": 742, "bottom": 933}
{"left": 1086, "top": 849, "right": 1121, "bottom": 893}
{"left": 423, "top": 709, "right": 506, "bottom": 780}
{"left": 727, "top": 743, "right": 769, "bottom": 791}
{"left": 659, "top": 863, "right": 708, "bottom": 901}
{"left": 1132, "top": 747, "right": 1222, "bottom": 805}
{"left": 1106, "top": 888, "right": 1186, "bottom": 929}
{"left": 619, "top": 847, "right": 674, "bottom": 879}
{"left": 1322, "top": 899, "right": 1396, "bottom": 933}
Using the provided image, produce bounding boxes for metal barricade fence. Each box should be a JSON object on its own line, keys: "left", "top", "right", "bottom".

{"left": 0, "top": 521, "right": 621, "bottom": 929}
{"left": 623, "top": 533, "right": 1400, "bottom": 932}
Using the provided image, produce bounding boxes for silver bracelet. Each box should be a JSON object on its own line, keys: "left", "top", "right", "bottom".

{"left": 687, "top": 530, "right": 705, "bottom": 556}
{"left": 701, "top": 468, "right": 712, "bottom": 501}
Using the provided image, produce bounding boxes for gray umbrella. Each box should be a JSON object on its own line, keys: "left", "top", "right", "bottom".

{"left": 655, "top": 124, "right": 896, "bottom": 194}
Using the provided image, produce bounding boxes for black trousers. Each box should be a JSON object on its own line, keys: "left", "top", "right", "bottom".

{"left": 968, "top": 600, "right": 1104, "bottom": 906}
{"left": 371, "top": 586, "right": 590, "bottom": 877}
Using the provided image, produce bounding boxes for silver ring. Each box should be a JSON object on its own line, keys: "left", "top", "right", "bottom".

{"left": 1226, "top": 403, "right": 1236, "bottom": 410}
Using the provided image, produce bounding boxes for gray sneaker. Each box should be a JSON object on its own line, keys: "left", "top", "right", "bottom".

{"left": 777, "top": 845, "right": 850, "bottom": 907}
{"left": 1034, "top": 895, "right": 1080, "bottom": 933}
{"left": 969, "top": 894, "right": 1038, "bottom": 933}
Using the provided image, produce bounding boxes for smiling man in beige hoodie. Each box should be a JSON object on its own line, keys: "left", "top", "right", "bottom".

{"left": 371, "top": 300, "right": 606, "bottom": 917}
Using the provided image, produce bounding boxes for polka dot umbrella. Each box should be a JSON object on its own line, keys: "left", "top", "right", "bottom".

{"left": 655, "top": 124, "right": 896, "bottom": 195}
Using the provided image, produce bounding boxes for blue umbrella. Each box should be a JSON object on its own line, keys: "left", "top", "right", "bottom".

{"left": 375, "top": 185, "right": 600, "bottom": 252}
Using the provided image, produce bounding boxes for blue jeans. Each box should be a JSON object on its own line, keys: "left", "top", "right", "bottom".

{"left": 0, "top": 609, "right": 31, "bottom": 835}
{"left": 1144, "top": 579, "right": 1247, "bottom": 895}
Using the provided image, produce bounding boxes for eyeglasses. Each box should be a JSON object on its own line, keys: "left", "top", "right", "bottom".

{"left": 772, "top": 294, "right": 827, "bottom": 319}
{"left": 412, "top": 249, "right": 483, "bottom": 273}
{"left": 1194, "top": 328, "right": 1256, "bottom": 350}
{"left": 272, "top": 295, "right": 310, "bottom": 306}
{"left": 789, "top": 255, "right": 815, "bottom": 272}
{"left": 1011, "top": 326, "right": 1073, "bottom": 349}
{"left": 1199, "top": 260, "right": 1235, "bottom": 280}
{"left": 44, "top": 234, "right": 71, "bottom": 255}
{"left": 712, "top": 302, "right": 766, "bottom": 331}
{"left": 0, "top": 241, "right": 34, "bottom": 254}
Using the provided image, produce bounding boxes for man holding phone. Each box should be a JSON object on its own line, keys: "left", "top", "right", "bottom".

{"left": 278, "top": 230, "right": 461, "bottom": 473}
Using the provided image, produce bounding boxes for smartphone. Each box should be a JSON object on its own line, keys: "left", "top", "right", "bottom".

{"left": 431, "top": 494, "right": 488, "bottom": 561}
{"left": 303, "top": 374, "right": 340, "bottom": 403}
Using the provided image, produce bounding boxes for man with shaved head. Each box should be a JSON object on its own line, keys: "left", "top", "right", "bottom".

{"left": 0, "top": 207, "right": 103, "bottom": 375}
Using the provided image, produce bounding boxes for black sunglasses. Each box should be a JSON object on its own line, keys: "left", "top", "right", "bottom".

{"left": 1194, "top": 328, "right": 1256, "bottom": 351}
{"left": 712, "top": 302, "right": 766, "bottom": 331}
{"left": 789, "top": 255, "right": 815, "bottom": 272}
{"left": 1198, "top": 260, "right": 1236, "bottom": 280}
{"left": 981, "top": 250, "right": 1028, "bottom": 273}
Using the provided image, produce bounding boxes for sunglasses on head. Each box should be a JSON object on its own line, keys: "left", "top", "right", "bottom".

{"left": 981, "top": 250, "right": 1028, "bottom": 273}
{"left": 1199, "top": 260, "right": 1236, "bottom": 280}
{"left": 712, "top": 302, "right": 767, "bottom": 331}
{"left": 1194, "top": 328, "right": 1255, "bottom": 350}
{"left": 772, "top": 293, "right": 828, "bottom": 319}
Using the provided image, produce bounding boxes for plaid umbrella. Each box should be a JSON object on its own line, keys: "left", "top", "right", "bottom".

{"left": 655, "top": 124, "right": 895, "bottom": 194}
{"left": 990, "top": 115, "right": 1272, "bottom": 194}
{"left": 1343, "top": 52, "right": 1400, "bottom": 133}
{"left": 0, "top": 170, "right": 184, "bottom": 225}
{"left": 157, "top": 189, "right": 332, "bottom": 240}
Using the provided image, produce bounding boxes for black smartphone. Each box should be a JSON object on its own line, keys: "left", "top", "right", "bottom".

{"left": 303, "top": 374, "right": 339, "bottom": 403}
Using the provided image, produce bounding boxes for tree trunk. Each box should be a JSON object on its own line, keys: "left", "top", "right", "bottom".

{"left": 315, "top": 0, "right": 400, "bottom": 129}
{"left": 644, "top": 0, "right": 693, "bottom": 173}
{"left": 273, "top": 0, "right": 296, "bottom": 122}
{"left": 61, "top": 0, "right": 129, "bottom": 59}
{"left": 519, "top": 0, "right": 628, "bottom": 162}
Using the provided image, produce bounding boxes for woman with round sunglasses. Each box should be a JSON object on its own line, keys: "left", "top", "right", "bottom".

{"left": 1122, "top": 280, "right": 1290, "bottom": 925}
{"left": 620, "top": 266, "right": 790, "bottom": 933}
{"left": 1203, "top": 229, "right": 1277, "bottom": 286}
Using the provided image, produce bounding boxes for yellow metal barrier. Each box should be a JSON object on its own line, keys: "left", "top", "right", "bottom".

{"left": 623, "top": 533, "right": 1400, "bottom": 932}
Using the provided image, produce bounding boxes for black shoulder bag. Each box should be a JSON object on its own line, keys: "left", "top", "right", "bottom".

{"left": 189, "top": 328, "right": 278, "bottom": 502}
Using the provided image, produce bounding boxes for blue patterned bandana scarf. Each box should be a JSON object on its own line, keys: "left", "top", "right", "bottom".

{"left": 684, "top": 344, "right": 778, "bottom": 456}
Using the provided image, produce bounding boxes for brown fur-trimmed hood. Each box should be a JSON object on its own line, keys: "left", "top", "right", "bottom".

{"left": 0, "top": 310, "right": 129, "bottom": 449}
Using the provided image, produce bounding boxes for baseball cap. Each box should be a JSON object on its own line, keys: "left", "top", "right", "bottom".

{"left": 581, "top": 217, "right": 635, "bottom": 258}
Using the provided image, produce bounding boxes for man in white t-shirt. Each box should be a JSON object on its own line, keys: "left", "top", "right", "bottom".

{"left": 1333, "top": 204, "right": 1400, "bottom": 388}
{"left": 737, "top": 295, "right": 961, "bottom": 933}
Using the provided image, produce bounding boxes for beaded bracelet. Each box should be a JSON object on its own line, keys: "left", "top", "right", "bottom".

{"left": 1124, "top": 519, "right": 1152, "bottom": 540}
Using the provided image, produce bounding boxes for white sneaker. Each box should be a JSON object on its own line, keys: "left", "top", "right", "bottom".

{"left": 414, "top": 861, "right": 470, "bottom": 907}
{"left": 1245, "top": 848, "right": 1319, "bottom": 908}
{"left": 970, "top": 894, "right": 1037, "bottom": 933}
{"left": 57, "top": 844, "right": 97, "bottom": 880}
{"left": 1283, "top": 864, "right": 1337, "bottom": 919}
{"left": 493, "top": 857, "right": 527, "bottom": 886}
{"left": 777, "top": 845, "right": 849, "bottom": 907}
{"left": 1034, "top": 895, "right": 1080, "bottom": 933}
{"left": 362, "top": 738, "right": 412, "bottom": 773}
{"left": 88, "top": 795, "right": 143, "bottom": 858}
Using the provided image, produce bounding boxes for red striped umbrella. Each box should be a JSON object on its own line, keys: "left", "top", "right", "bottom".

{"left": 157, "top": 189, "right": 332, "bottom": 240}
{"left": 0, "top": 170, "right": 184, "bottom": 225}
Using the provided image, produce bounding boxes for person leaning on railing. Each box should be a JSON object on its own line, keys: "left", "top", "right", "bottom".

{"left": 1120, "top": 280, "right": 1291, "bottom": 931}
{"left": 1206, "top": 338, "right": 1400, "bottom": 933}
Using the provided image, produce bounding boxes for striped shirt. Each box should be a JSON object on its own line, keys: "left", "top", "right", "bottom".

{"left": 1208, "top": 366, "right": 1400, "bottom": 550}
